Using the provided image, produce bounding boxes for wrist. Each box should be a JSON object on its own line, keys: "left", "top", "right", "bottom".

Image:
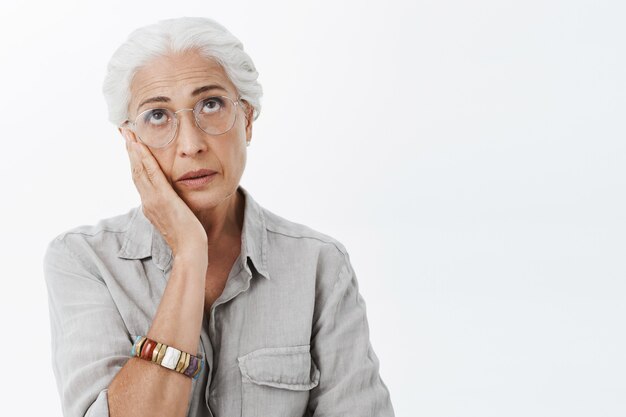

{"left": 173, "top": 246, "right": 208, "bottom": 268}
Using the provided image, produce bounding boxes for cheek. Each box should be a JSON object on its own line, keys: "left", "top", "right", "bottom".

{"left": 217, "top": 137, "right": 246, "bottom": 178}
{"left": 152, "top": 152, "right": 176, "bottom": 181}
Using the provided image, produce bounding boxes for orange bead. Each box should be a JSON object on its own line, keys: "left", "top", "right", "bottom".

{"left": 140, "top": 339, "right": 157, "bottom": 361}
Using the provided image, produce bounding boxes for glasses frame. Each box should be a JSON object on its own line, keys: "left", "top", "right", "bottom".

{"left": 121, "top": 95, "right": 246, "bottom": 149}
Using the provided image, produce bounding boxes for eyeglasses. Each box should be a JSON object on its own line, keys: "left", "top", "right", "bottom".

{"left": 121, "top": 95, "right": 244, "bottom": 149}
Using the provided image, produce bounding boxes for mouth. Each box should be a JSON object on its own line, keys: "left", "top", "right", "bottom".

{"left": 177, "top": 173, "right": 218, "bottom": 189}
{"left": 177, "top": 169, "right": 218, "bottom": 182}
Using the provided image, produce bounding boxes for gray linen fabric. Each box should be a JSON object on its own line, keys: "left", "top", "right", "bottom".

{"left": 43, "top": 184, "right": 395, "bottom": 417}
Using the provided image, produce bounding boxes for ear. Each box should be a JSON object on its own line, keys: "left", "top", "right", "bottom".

{"left": 242, "top": 101, "right": 254, "bottom": 142}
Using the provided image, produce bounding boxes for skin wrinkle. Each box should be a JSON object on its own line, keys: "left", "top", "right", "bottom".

{"left": 135, "top": 83, "right": 228, "bottom": 116}
{"left": 120, "top": 49, "right": 254, "bottom": 246}
{"left": 132, "top": 70, "right": 230, "bottom": 113}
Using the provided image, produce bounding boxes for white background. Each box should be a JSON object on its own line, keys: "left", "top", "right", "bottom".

{"left": 1, "top": 0, "right": 625, "bottom": 416}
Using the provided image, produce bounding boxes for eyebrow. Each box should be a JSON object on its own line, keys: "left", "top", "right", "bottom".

{"left": 136, "top": 84, "right": 228, "bottom": 112}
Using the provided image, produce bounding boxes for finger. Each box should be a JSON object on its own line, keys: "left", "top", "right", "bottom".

{"left": 123, "top": 131, "right": 130, "bottom": 151}
{"left": 125, "top": 137, "right": 153, "bottom": 192}
{"left": 122, "top": 130, "right": 137, "bottom": 157}
{"left": 132, "top": 140, "right": 170, "bottom": 187}
{"left": 122, "top": 129, "right": 136, "bottom": 150}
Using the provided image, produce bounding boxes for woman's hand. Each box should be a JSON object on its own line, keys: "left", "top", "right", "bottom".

{"left": 123, "top": 132, "right": 208, "bottom": 260}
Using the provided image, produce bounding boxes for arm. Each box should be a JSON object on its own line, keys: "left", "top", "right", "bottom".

{"left": 307, "top": 252, "right": 395, "bottom": 417}
{"left": 43, "top": 235, "right": 207, "bottom": 417}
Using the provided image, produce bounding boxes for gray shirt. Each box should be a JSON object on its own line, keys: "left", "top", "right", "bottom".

{"left": 43, "top": 185, "right": 395, "bottom": 417}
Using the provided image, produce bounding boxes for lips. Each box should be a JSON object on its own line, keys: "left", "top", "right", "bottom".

{"left": 177, "top": 169, "right": 217, "bottom": 181}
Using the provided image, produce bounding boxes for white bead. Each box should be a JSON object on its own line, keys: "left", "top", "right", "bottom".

{"left": 161, "top": 347, "right": 182, "bottom": 370}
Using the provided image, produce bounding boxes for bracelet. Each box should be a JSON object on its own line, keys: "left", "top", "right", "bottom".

{"left": 131, "top": 335, "right": 204, "bottom": 380}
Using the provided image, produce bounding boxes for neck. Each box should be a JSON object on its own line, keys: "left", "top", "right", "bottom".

{"left": 195, "top": 187, "right": 245, "bottom": 249}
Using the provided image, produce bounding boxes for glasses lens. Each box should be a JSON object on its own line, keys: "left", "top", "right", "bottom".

{"left": 134, "top": 108, "right": 175, "bottom": 147}
{"left": 194, "top": 96, "right": 237, "bottom": 135}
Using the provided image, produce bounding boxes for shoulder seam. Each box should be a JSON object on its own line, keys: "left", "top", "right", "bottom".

{"left": 57, "top": 228, "right": 126, "bottom": 239}
{"left": 51, "top": 236, "right": 107, "bottom": 288}
{"left": 266, "top": 228, "right": 348, "bottom": 256}
{"left": 53, "top": 208, "right": 138, "bottom": 240}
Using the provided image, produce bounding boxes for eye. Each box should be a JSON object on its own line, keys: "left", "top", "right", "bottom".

{"left": 142, "top": 109, "right": 171, "bottom": 126}
{"left": 200, "top": 97, "right": 224, "bottom": 114}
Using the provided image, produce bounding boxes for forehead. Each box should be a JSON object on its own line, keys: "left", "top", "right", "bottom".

{"left": 129, "top": 49, "right": 236, "bottom": 112}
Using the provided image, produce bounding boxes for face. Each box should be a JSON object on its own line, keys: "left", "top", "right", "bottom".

{"left": 120, "top": 49, "right": 254, "bottom": 214}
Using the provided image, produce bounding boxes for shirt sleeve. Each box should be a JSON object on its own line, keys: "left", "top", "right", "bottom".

{"left": 43, "top": 235, "right": 132, "bottom": 417}
{"left": 307, "top": 251, "right": 395, "bottom": 417}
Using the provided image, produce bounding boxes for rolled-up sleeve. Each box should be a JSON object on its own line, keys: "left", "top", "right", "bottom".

{"left": 43, "top": 235, "right": 131, "bottom": 417}
{"left": 308, "top": 252, "right": 395, "bottom": 416}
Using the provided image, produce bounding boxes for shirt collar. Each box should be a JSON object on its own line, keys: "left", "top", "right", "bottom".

{"left": 117, "top": 184, "right": 271, "bottom": 280}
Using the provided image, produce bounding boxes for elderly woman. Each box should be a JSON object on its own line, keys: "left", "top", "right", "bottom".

{"left": 43, "top": 17, "right": 394, "bottom": 417}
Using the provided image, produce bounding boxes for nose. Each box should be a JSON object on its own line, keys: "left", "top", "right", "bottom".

{"left": 174, "top": 109, "right": 208, "bottom": 156}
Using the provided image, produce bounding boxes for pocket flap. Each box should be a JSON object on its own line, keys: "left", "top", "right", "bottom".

{"left": 237, "top": 344, "right": 320, "bottom": 391}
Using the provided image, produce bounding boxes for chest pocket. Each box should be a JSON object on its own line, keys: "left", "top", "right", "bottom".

{"left": 237, "top": 344, "right": 320, "bottom": 417}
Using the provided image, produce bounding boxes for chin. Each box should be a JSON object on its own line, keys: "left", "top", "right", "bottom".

{"left": 182, "top": 192, "right": 217, "bottom": 212}
{"left": 179, "top": 184, "right": 233, "bottom": 212}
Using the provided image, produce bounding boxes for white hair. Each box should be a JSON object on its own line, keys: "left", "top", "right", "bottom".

{"left": 102, "top": 16, "right": 263, "bottom": 126}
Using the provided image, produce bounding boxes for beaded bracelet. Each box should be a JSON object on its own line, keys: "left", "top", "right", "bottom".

{"left": 131, "top": 335, "right": 204, "bottom": 380}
